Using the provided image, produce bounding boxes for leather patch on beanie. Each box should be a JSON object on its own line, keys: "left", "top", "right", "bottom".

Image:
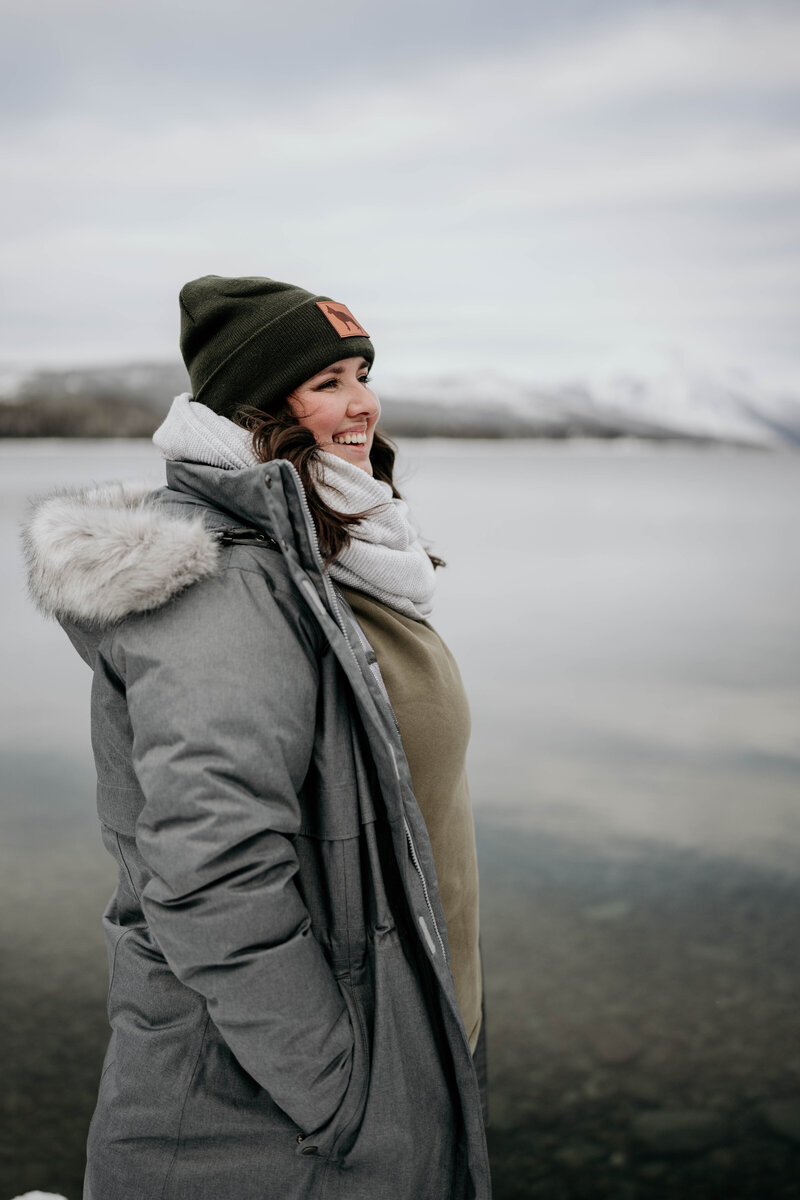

{"left": 316, "top": 301, "right": 369, "bottom": 338}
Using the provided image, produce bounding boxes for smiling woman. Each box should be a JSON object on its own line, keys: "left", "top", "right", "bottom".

{"left": 23, "top": 274, "right": 490, "bottom": 1199}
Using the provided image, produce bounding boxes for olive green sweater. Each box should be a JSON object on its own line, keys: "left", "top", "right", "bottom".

{"left": 340, "top": 587, "right": 482, "bottom": 1053}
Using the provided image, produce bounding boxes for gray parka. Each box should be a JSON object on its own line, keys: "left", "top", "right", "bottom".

{"left": 24, "top": 458, "right": 491, "bottom": 1200}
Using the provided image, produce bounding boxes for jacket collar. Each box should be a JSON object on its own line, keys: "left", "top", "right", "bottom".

{"left": 164, "top": 459, "right": 322, "bottom": 578}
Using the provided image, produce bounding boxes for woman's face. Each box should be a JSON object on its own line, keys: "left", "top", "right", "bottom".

{"left": 288, "top": 356, "right": 380, "bottom": 475}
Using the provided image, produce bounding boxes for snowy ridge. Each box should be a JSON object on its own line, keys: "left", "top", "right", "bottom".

{"left": 376, "top": 368, "right": 800, "bottom": 447}
{"left": 1, "top": 362, "right": 799, "bottom": 446}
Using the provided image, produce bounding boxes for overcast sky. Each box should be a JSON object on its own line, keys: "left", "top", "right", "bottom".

{"left": 2, "top": 0, "right": 799, "bottom": 389}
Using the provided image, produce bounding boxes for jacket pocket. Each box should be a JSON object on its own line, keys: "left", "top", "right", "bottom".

{"left": 298, "top": 975, "right": 370, "bottom": 1162}
{"left": 103, "top": 923, "right": 133, "bottom": 1017}
{"left": 323, "top": 925, "right": 459, "bottom": 1200}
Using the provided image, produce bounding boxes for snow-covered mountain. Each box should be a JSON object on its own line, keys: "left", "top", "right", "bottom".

{"left": 1, "top": 361, "right": 799, "bottom": 446}
{"left": 375, "top": 368, "right": 800, "bottom": 446}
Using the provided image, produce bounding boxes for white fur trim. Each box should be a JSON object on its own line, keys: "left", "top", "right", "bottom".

{"left": 23, "top": 481, "right": 221, "bottom": 625}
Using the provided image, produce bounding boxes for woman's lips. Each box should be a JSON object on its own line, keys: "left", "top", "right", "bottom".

{"left": 332, "top": 431, "right": 368, "bottom": 445}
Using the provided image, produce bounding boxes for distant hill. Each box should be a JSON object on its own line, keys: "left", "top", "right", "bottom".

{"left": 1, "top": 361, "right": 798, "bottom": 446}
{"left": 0, "top": 363, "right": 187, "bottom": 438}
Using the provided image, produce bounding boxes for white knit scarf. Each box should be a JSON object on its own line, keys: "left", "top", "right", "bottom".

{"left": 153, "top": 394, "right": 436, "bottom": 619}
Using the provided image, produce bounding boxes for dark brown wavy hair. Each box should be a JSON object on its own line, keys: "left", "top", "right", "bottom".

{"left": 235, "top": 401, "right": 444, "bottom": 568}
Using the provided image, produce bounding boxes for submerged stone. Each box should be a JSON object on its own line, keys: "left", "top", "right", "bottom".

{"left": 631, "top": 1109, "right": 727, "bottom": 1156}
{"left": 760, "top": 1099, "right": 800, "bottom": 1145}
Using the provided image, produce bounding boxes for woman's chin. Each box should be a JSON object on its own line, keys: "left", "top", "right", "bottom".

{"left": 327, "top": 443, "right": 373, "bottom": 474}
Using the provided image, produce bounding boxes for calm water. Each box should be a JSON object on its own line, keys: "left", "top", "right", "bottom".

{"left": 2, "top": 439, "right": 800, "bottom": 1199}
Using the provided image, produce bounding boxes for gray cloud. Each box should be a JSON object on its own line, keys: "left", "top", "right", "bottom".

{"left": 1, "top": 0, "right": 798, "bottom": 391}
{"left": 0, "top": 0, "right": 696, "bottom": 124}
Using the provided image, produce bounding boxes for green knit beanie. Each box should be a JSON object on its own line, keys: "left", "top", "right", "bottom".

{"left": 179, "top": 274, "right": 375, "bottom": 418}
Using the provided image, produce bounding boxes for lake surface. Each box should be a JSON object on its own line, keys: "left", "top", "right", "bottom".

{"left": 2, "top": 438, "right": 800, "bottom": 1199}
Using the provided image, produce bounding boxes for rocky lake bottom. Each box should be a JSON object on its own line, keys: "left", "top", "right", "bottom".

{"left": 479, "top": 818, "right": 800, "bottom": 1199}
{"left": 2, "top": 810, "right": 799, "bottom": 1200}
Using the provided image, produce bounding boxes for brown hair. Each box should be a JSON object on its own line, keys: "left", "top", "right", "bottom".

{"left": 236, "top": 402, "right": 444, "bottom": 568}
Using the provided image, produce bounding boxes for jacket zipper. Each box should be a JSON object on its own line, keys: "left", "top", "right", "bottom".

{"left": 403, "top": 814, "right": 447, "bottom": 961}
{"left": 283, "top": 466, "right": 354, "bottom": 657}
{"left": 283, "top": 463, "right": 447, "bottom": 965}
{"left": 345, "top": 605, "right": 448, "bottom": 963}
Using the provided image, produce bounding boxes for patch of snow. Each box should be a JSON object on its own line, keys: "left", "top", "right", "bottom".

{"left": 0, "top": 365, "right": 35, "bottom": 400}
{"left": 9, "top": 1192, "right": 69, "bottom": 1199}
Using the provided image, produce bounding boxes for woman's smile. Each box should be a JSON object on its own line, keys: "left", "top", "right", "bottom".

{"left": 332, "top": 426, "right": 368, "bottom": 451}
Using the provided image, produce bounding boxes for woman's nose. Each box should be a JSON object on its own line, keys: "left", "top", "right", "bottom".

{"left": 347, "top": 386, "right": 380, "bottom": 417}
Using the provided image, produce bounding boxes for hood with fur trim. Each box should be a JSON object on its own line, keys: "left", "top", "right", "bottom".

{"left": 22, "top": 479, "right": 223, "bottom": 628}
{"left": 22, "top": 458, "right": 339, "bottom": 670}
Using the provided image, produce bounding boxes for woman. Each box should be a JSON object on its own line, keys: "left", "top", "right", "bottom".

{"left": 24, "top": 275, "right": 491, "bottom": 1200}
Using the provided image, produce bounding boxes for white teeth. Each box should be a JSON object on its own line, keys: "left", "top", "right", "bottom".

{"left": 333, "top": 432, "right": 367, "bottom": 445}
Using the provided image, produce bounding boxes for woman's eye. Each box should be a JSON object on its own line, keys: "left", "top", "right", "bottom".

{"left": 360, "top": 375, "right": 372, "bottom": 385}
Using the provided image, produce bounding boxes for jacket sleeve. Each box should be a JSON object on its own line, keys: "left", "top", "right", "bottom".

{"left": 109, "top": 564, "right": 353, "bottom": 1134}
